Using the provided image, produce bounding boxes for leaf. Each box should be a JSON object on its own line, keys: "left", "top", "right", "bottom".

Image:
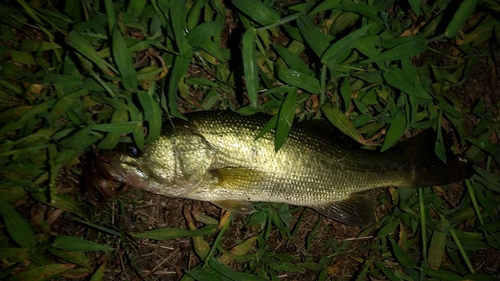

{"left": 104, "top": 0, "right": 116, "bottom": 31}
{"left": 421, "top": 268, "right": 463, "bottom": 280}
{"left": 273, "top": 44, "right": 312, "bottom": 74}
{"left": 465, "top": 137, "right": 500, "bottom": 156}
{"left": 340, "top": 2, "right": 384, "bottom": 25}
{"left": 321, "top": 106, "right": 371, "bottom": 146}
{"left": 132, "top": 225, "right": 218, "bottom": 240}
{"left": 275, "top": 89, "right": 297, "bottom": 152}
{"left": 167, "top": 55, "right": 193, "bottom": 119}
{"left": 218, "top": 236, "right": 258, "bottom": 265}
{"left": 186, "top": 267, "right": 221, "bottom": 281}
{"left": 277, "top": 66, "right": 320, "bottom": 94}
{"left": 112, "top": 27, "right": 139, "bottom": 91}
{"left": 381, "top": 111, "right": 407, "bottom": 152}
{"left": 232, "top": 0, "right": 280, "bottom": 26}
{"left": 321, "top": 25, "right": 370, "bottom": 64}
{"left": 186, "top": 22, "right": 223, "bottom": 48}
{"left": 297, "top": 14, "right": 332, "bottom": 57}
{"left": 383, "top": 68, "right": 432, "bottom": 99}
{"left": 49, "top": 248, "right": 91, "bottom": 269}
{"left": 309, "top": 0, "right": 342, "bottom": 15}
{"left": 428, "top": 229, "right": 447, "bottom": 269}
{"left": 127, "top": 0, "right": 147, "bottom": 18}
{"left": 132, "top": 122, "right": 145, "bottom": 151}
{"left": 50, "top": 89, "right": 88, "bottom": 121}
{"left": 339, "top": 77, "right": 352, "bottom": 112}
{"left": 362, "top": 36, "right": 428, "bottom": 63}
{"left": 65, "top": 31, "right": 113, "bottom": 76}
{"left": 31, "top": 192, "right": 87, "bottom": 219}
{"left": 445, "top": 0, "right": 479, "bottom": 38}
{"left": 0, "top": 248, "right": 32, "bottom": 261}
{"left": 0, "top": 197, "right": 36, "bottom": 248}
{"left": 92, "top": 122, "right": 141, "bottom": 133}
{"left": 209, "top": 258, "right": 268, "bottom": 281}
{"left": 170, "top": 0, "right": 191, "bottom": 56}
{"left": 6, "top": 264, "right": 73, "bottom": 281}
{"left": 89, "top": 263, "right": 106, "bottom": 281}
{"left": 53, "top": 236, "right": 114, "bottom": 252}
{"left": 42, "top": 74, "right": 83, "bottom": 88}
{"left": 138, "top": 91, "right": 162, "bottom": 142}
{"left": 255, "top": 113, "right": 278, "bottom": 140}
{"left": 388, "top": 236, "right": 416, "bottom": 270}
{"left": 242, "top": 28, "right": 259, "bottom": 107}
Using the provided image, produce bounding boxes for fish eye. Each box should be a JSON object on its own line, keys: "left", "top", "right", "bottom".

{"left": 126, "top": 145, "right": 142, "bottom": 158}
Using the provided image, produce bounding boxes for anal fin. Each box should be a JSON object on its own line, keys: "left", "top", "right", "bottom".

{"left": 213, "top": 200, "right": 256, "bottom": 214}
{"left": 313, "top": 194, "right": 375, "bottom": 226}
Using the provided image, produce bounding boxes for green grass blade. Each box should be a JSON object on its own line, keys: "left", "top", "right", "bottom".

{"left": 273, "top": 44, "right": 312, "bottom": 74}
{"left": 362, "top": 36, "right": 428, "bottom": 63}
{"left": 104, "top": 0, "right": 116, "bottom": 31}
{"left": 275, "top": 89, "right": 297, "bottom": 152}
{"left": 53, "top": 236, "right": 114, "bottom": 252}
{"left": 242, "top": 28, "right": 259, "bottom": 107}
{"left": 445, "top": 0, "right": 480, "bottom": 38}
{"left": 0, "top": 197, "right": 36, "bottom": 248}
{"left": 297, "top": 14, "right": 332, "bottom": 57}
{"left": 112, "top": 27, "right": 139, "bottom": 92}
{"left": 186, "top": 22, "right": 223, "bottom": 48}
{"left": 5, "top": 264, "right": 73, "bottom": 281}
{"left": 232, "top": 0, "right": 280, "bottom": 26}
{"left": 170, "top": 0, "right": 191, "bottom": 56}
{"left": 127, "top": 0, "right": 147, "bottom": 18}
{"left": 321, "top": 105, "right": 371, "bottom": 145}
{"left": 138, "top": 91, "right": 162, "bottom": 142}
{"left": 321, "top": 25, "right": 370, "bottom": 64}
{"left": 277, "top": 66, "right": 320, "bottom": 94}
{"left": 133, "top": 225, "right": 218, "bottom": 240}
{"left": 381, "top": 111, "right": 407, "bottom": 152}
{"left": 383, "top": 67, "right": 432, "bottom": 100}
{"left": 65, "top": 31, "right": 114, "bottom": 76}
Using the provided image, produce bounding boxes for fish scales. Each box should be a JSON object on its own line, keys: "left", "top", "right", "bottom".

{"left": 185, "top": 112, "right": 408, "bottom": 205}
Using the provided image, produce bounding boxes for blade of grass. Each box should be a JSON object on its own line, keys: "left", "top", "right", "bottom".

{"left": 112, "top": 26, "right": 139, "bottom": 92}
{"left": 0, "top": 197, "right": 36, "bottom": 248}
{"left": 53, "top": 236, "right": 114, "bottom": 252}
{"left": 65, "top": 31, "right": 115, "bottom": 76}
{"left": 321, "top": 25, "right": 370, "bottom": 64}
{"left": 445, "top": 0, "right": 479, "bottom": 38}
{"left": 232, "top": 0, "right": 280, "bottom": 26}
{"left": 275, "top": 89, "right": 297, "bottom": 152}
{"left": 242, "top": 28, "right": 259, "bottom": 107}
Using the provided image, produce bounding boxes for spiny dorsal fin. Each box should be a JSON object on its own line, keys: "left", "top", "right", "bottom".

{"left": 313, "top": 194, "right": 375, "bottom": 226}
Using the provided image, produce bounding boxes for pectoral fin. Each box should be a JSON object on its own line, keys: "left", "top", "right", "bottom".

{"left": 210, "top": 167, "right": 264, "bottom": 188}
{"left": 313, "top": 194, "right": 374, "bottom": 226}
{"left": 213, "top": 200, "right": 256, "bottom": 214}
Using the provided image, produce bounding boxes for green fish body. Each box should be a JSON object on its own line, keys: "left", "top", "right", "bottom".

{"left": 93, "top": 111, "right": 473, "bottom": 225}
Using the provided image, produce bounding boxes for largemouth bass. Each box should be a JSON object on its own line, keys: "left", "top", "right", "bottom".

{"left": 87, "top": 111, "right": 474, "bottom": 225}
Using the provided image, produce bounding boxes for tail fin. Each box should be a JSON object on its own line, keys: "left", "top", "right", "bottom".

{"left": 397, "top": 130, "right": 475, "bottom": 187}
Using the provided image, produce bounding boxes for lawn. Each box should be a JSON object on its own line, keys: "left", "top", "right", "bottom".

{"left": 0, "top": 0, "right": 499, "bottom": 280}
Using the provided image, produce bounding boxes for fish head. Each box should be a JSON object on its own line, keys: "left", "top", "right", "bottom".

{"left": 84, "top": 138, "right": 179, "bottom": 203}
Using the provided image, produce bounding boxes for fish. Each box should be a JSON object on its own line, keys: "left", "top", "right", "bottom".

{"left": 85, "top": 111, "right": 474, "bottom": 225}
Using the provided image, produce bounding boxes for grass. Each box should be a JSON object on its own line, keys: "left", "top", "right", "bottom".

{"left": 0, "top": 0, "right": 499, "bottom": 280}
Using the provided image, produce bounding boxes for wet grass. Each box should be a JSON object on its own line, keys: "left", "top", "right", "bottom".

{"left": 0, "top": 0, "right": 499, "bottom": 280}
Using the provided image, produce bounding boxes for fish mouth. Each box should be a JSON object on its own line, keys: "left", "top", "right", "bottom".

{"left": 83, "top": 151, "right": 134, "bottom": 205}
